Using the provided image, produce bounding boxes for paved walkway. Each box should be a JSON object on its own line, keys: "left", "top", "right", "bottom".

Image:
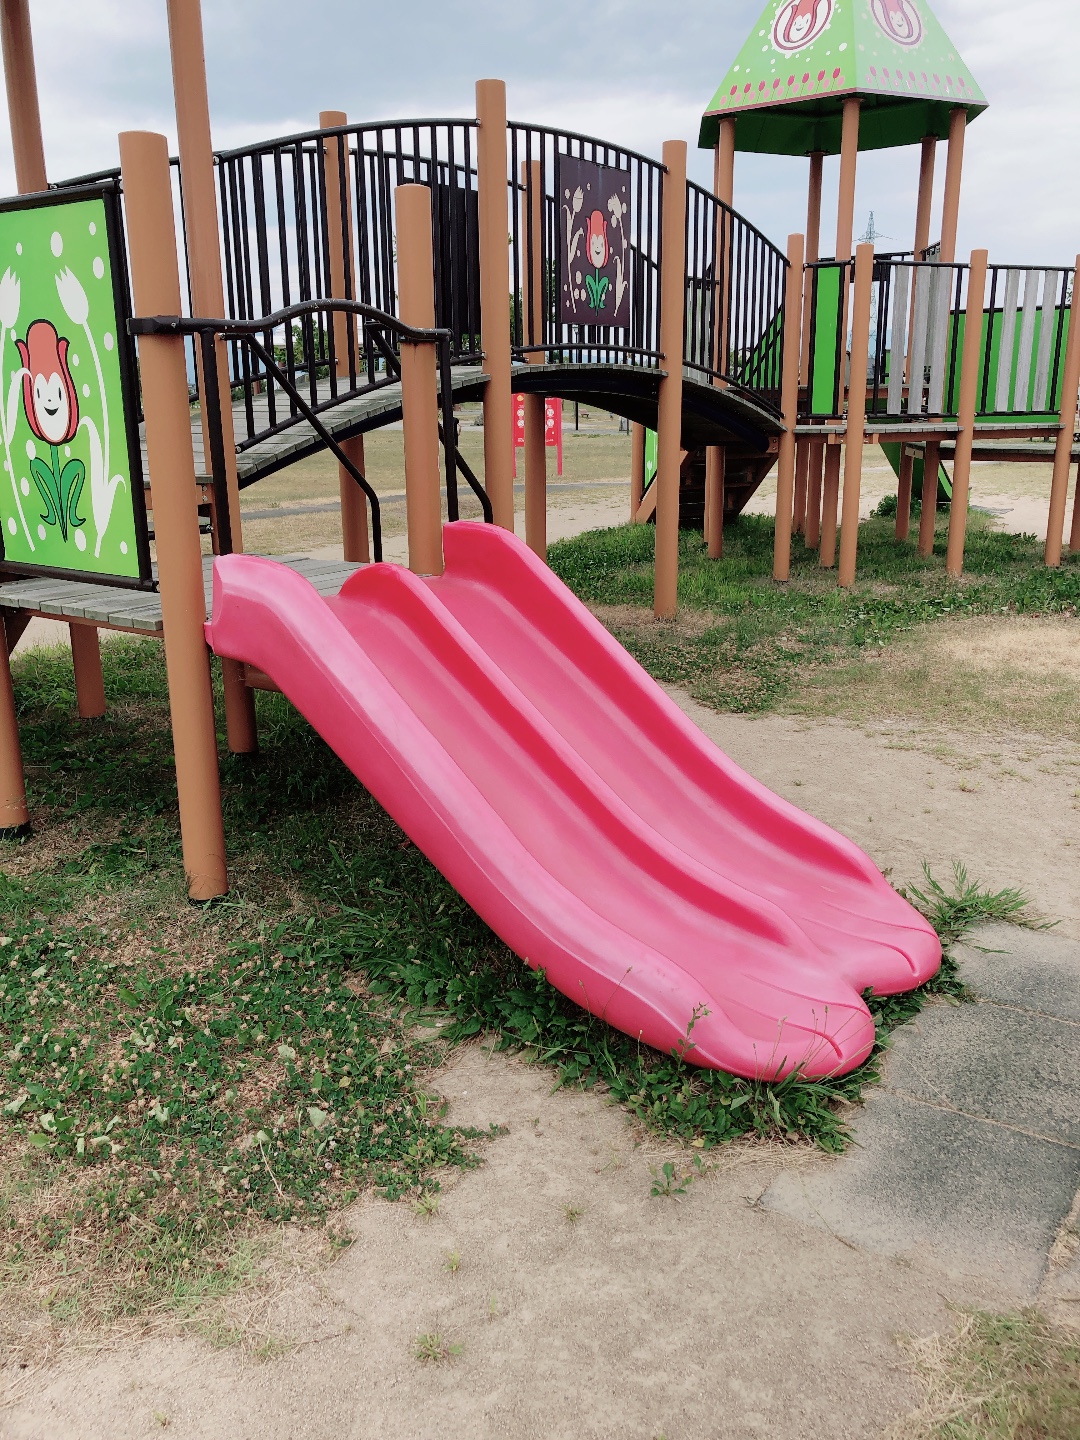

{"left": 765, "top": 922, "right": 1080, "bottom": 1304}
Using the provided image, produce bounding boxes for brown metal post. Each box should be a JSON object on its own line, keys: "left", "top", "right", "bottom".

{"left": 630, "top": 422, "right": 646, "bottom": 521}
{"left": 0, "top": 634, "right": 28, "bottom": 835}
{"left": 835, "top": 99, "right": 861, "bottom": 262}
{"left": 521, "top": 159, "right": 547, "bottom": 557}
{"left": 896, "top": 446, "right": 914, "bottom": 541}
{"left": 918, "top": 439, "right": 941, "bottom": 556}
{"left": 654, "top": 141, "right": 688, "bottom": 621}
{"left": 320, "top": 110, "right": 370, "bottom": 566}
{"left": 774, "top": 234, "right": 805, "bottom": 582}
{"left": 396, "top": 185, "right": 444, "bottom": 578}
{"left": 476, "top": 80, "right": 515, "bottom": 531}
{"left": 819, "top": 443, "right": 842, "bottom": 567}
{"left": 704, "top": 119, "right": 737, "bottom": 533}
{"left": 120, "top": 131, "right": 226, "bottom": 900}
{"left": 793, "top": 441, "right": 810, "bottom": 535}
{"left": 800, "top": 152, "right": 824, "bottom": 398}
{"left": 837, "top": 244, "right": 875, "bottom": 587}
{"left": 0, "top": 0, "right": 45, "bottom": 193}
{"left": 805, "top": 439, "right": 825, "bottom": 550}
{"left": 1046, "top": 254, "right": 1080, "bottom": 567}
{"left": 1070, "top": 462, "right": 1080, "bottom": 552}
{"left": 165, "top": 0, "right": 256, "bottom": 756}
{"left": 939, "top": 108, "right": 967, "bottom": 264}
{"left": 70, "top": 626, "right": 106, "bottom": 719}
{"left": 914, "top": 137, "right": 937, "bottom": 258}
{"left": 705, "top": 446, "right": 725, "bottom": 559}
{"left": 945, "top": 249, "right": 988, "bottom": 577}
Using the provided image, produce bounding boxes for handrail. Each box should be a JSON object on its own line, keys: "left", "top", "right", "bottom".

{"left": 129, "top": 298, "right": 493, "bottom": 559}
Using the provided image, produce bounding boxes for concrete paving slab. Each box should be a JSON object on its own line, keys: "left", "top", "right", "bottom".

{"left": 763, "top": 1089, "right": 1080, "bottom": 1297}
{"left": 956, "top": 922, "right": 1080, "bottom": 1023}
{"left": 884, "top": 1000, "right": 1080, "bottom": 1146}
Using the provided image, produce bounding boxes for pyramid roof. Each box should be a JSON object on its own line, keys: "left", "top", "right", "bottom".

{"left": 700, "top": 0, "right": 987, "bottom": 155}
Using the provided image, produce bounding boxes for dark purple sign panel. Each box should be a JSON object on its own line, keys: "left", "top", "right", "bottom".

{"left": 557, "top": 156, "right": 631, "bottom": 329}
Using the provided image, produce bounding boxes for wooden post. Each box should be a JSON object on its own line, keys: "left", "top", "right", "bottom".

{"left": 793, "top": 441, "right": 810, "bottom": 536}
{"left": 774, "top": 234, "right": 805, "bottom": 582}
{"left": 896, "top": 446, "right": 914, "bottom": 541}
{"left": 630, "top": 422, "right": 646, "bottom": 521}
{"left": 1046, "top": 254, "right": 1080, "bottom": 567}
{"left": 1070, "top": 461, "right": 1080, "bottom": 553}
{"left": 0, "top": 631, "right": 28, "bottom": 836}
{"left": 914, "top": 137, "right": 937, "bottom": 259}
{"left": 836, "top": 99, "right": 861, "bottom": 262}
{"left": 704, "top": 118, "right": 737, "bottom": 545}
{"left": 1, "top": 0, "right": 108, "bottom": 721}
{"left": 165, "top": 0, "right": 257, "bottom": 756}
{"left": 475, "top": 80, "right": 514, "bottom": 531}
{"left": 795, "top": 150, "right": 824, "bottom": 530}
{"left": 939, "top": 108, "right": 967, "bottom": 264}
{"left": 919, "top": 439, "right": 941, "bottom": 556}
{"left": 521, "top": 159, "right": 547, "bottom": 557}
{"left": 945, "top": 250, "right": 988, "bottom": 577}
{"left": 818, "top": 443, "right": 842, "bottom": 568}
{"left": 120, "top": 131, "right": 227, "bottom": 900}
{"left": 654, "top": 141, "right": 688, "bottom": 621}
{"left": 805, "top": 439, "right": 825, "bottom": 550}
{"left": 705, "top": 446, "right": 725, "bottom": 559}
{"left": 320, "top": 109, "right": 370, "bottom": 566}
{"left": 396, "top": 185, "right": 444, "bottom": 578}
{"left": 838, "top": 244, "right": 875, "bottom": 587}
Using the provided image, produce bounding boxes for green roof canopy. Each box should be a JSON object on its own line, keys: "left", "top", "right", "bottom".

{"left": 700, "top": 0, "right": 987, "bottom": 155}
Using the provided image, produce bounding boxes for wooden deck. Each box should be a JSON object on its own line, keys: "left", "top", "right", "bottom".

{"left": 0, "top": 555, "right": 363, "bottom": 635}
{"left": 150, "top": 366, "right": 490, "bottom": 490}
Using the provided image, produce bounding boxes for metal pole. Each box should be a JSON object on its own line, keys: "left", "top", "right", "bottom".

{"left": 939, "top": 108, "right": 967, "bottom": 264}
{"left": 774, "top": 233, "right": 805, "bottom": 581}
{"left": 521, "top": 158, "right": 547, "bottom": 558}
{"left": 838, "top": 243, "right": 875, "bottom": 587}
{"left": 120, "top": 131, "right": 227, "bottom": 900}
{"left": 396, "top": 185, "right": 444, "bottom": 578}
{"left": 320, "top": 109, "right": 370, "bottom": 566}
{"left": 1046, "top": 254, "right": 1080, "bottom": 567}
{"left": 475, "top": 79, "right": 515, "bottom": 530}
{"left": 945, "top": 249, "right": 988, "bottom": 577}
{"left": 165, "top": 0, "right": 257, "bottom": 756}
{"left": 654, "top": 141, "right": 688, "bottom": 621}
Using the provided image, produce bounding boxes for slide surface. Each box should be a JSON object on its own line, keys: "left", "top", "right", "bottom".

{"left": 207, "top": 525, "right": 940, "bottom": 1081}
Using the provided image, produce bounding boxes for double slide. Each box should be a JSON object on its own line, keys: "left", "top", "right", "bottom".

{"left": 207, "top": 523, "right": 940, "bottom": 1081}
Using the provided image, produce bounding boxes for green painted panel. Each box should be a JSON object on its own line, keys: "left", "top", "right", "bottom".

{"left": 0, "top": 191, "right": 146, "bottom": 580}
{"left": 809, "top": 264, "right": 843, "bottom": 416}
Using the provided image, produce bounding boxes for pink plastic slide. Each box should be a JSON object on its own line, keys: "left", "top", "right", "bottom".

{"left": 207, "top": 523, "right": 940, "bottom": 1081}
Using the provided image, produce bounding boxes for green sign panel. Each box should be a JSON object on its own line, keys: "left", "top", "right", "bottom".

{"left": 0, "top": 189, "right": 148, "bottom": 583}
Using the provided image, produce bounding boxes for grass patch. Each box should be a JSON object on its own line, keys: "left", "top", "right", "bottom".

{"left": 548, "top": 513, "right": 1080, "bottom": 722}
{"left": 0, "top": 633, "right": 1037, "bottom": 1341}
{"left": 890, "top": 1309, "right": 1080, "bottom": 1439}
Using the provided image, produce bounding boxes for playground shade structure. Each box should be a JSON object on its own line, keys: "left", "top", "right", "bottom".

{"left": 207, "top": 524, "right": 940, "bottom": 1081}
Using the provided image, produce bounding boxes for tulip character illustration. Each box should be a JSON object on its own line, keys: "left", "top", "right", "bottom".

{"left": 584, "top": 210, "right": 611, "bottom": 314}
{"left": 0, "top": 266, "right": 33, "bottom": 550}
{"left": 871, "top": 0, "right": 922, "bottom": 46}
{"left": 772, "top": 0, "right": 832, "bottom": 52}
{"left": 16, "top": 318, "right": 86, "bottom": 541}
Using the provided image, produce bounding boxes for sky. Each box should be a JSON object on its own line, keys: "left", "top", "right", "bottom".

{"left": 0, "top": 0, "right": 1076, "bottom": 264}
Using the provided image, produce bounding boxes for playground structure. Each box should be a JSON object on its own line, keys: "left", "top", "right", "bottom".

{"left": 0, "top": 0, "right": 1077, "bottom": 1075}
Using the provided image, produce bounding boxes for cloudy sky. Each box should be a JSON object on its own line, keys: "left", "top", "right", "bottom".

{"left": 1, "top": 0, "right": 1075, "bottom": 263}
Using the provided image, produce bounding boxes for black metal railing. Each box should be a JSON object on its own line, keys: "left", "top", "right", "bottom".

{"left": 506, "top": 123, "right": 665, "bottom": 370}
{"left": 684, "top": 181, "right": 787, "bottom": 413}
{"left": 129, "top": 299, "right": 492, "bottom": 562}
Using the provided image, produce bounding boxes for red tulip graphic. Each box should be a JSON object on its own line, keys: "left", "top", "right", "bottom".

{"left": 15, "top": 318, "right": 85, "bottom": 541}
{"left": 584, "top": 211, "right": 611, "bottom": 314}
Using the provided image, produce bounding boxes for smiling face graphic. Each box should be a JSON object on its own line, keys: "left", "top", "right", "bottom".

{"left": 872, "top": 0, "right": 924, "bottom": 46}
{"left": 772, "top": 0, "right": 833, "bottom": 52}
{"left": 16, "top": 319, "right": 79, "bottom": 447}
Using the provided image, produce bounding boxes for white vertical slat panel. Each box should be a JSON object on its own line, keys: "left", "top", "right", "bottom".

{"left": 907, "top": 264, "right": 932, "bottom": 416}
{"left": 887, "top": 263, "right": 910, "bottom": 415}
{"left": 1013, "top": 269, "right": 1041, "bottom": 412}
{"left": 1032, "top": 268, "right": 1060, "bottom": 413}
{"left": 926, "top": 267, "right": 952, "bottom": 414}
{"left": 994, "top": 268, "right": 1021, "bottom": 411}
